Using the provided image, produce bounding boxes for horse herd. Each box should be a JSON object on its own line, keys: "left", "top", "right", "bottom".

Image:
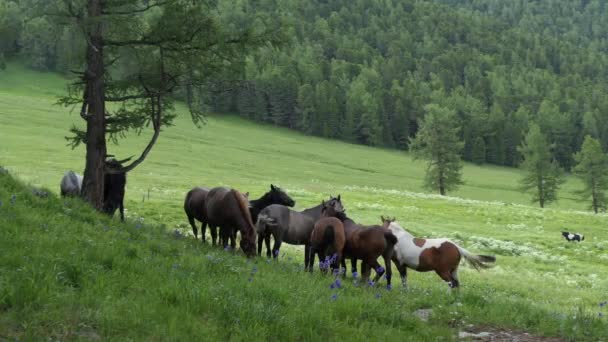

{"left": 60, "top": 163, "right": 496, "bottom": 289}
{"left": 184, "top": 184, "right": 496, "bottom": 289}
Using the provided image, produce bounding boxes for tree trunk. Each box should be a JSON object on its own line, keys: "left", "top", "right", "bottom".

{"left": 80, "top": 0, "right": 107, "bottom": 210}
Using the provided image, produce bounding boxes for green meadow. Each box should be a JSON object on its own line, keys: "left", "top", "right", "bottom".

{"left": 1, "top": 65, "right": 607, "bottom": 340}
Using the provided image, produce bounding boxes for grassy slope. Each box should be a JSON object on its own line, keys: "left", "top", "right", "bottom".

{"left": 0, "top": 65, "right": 607, "bottom": 340}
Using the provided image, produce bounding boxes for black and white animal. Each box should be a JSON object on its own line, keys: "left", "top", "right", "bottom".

{"left": 562, "top": 231, "right": 584, "bottom": 242}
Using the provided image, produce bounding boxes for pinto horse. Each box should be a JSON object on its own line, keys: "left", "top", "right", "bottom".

{"left": 331, "top": 211, "right": 397, "bottom": 288}
{"left": 381, "top": 217, "right": 496, "bottom": 289}
{"left": 203, "top": 187, "right": 257, "bottom": 257}
{"left": 308, "top": 201, "right": 346, "bottom": 274}
{"left": 256, "top": 195, "right": 344, "bottom": 268}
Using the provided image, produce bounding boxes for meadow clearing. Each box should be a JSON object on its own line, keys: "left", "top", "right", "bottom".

{"left": 1, "top": 65, "right": 608, "bottom": 340}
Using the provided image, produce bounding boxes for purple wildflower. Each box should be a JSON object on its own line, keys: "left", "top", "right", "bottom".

{"left": 330, "top": 294, "right": 338, "bottom": 301}
{"left": 10, "top": 194, "right": 16, "bottom": 205}
{"left": 0, "top": 200, "right": 3, "bottom": 207}
{"left": 352, "top": 271, "right": 359, "bottom": 278}
{"left": 330, "top": 283, "right": 336, "bottom": 289}
{"left": 368, "top": 280, "right": 375, "bottom": 286}
{"left": 252, "top": 266, "right": 258, "bottom": 274}
{"left": 333, "top": 268, "right": 340, "bottom": 276}
{"left": 274, "top": 249, "right": 280, "bottom": 257}
{"left": 375, "top": 293, "right": 381, "bottom": 299}
{"left": 387, "top": 284, "right": 393, "bottom": 290}
{"left": 600, "top": 301, "right": 608, "bottom": 307}
{"left": 376, "top": 266, "right": 385, "bottom": 274}
{"left": 172, "top": 264, "right": 179, "bottom": 270}
{"left": 334, "top": 279, "right": 342, "bottom": 288}
{"left": 248, "top": 277, "right": 253, "bottom": 282}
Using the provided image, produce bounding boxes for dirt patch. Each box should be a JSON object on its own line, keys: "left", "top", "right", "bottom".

{"left": 459, "top": 325, "right": 565, "bottom": 342}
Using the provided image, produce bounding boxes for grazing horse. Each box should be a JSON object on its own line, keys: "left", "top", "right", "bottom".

{"left": 381, "top": 217, "right": 496, "bottom": 289}
{"left": 332, "top": 212, "right": 397, "bottom": 288}
{"left": 204, "top": 187, "right": 256, "bottom": 257}
{"left": 256, "top": 195, "right": 344, "bottom": 268}
{"left": 308, "top": 201, "right": 346, "bottom": 274}
{"left": 184, "top": 184, "right": 294, "bottom": 244}
{"left": 60, "top": 171, "right": 83, "bottom": 197}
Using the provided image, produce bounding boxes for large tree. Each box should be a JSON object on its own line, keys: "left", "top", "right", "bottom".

{"left": 410, "top": 104, "right": 464, "bottom": 195}
{"left": 573, "top": 135, "right": 608, "bottom": 213}
{"left": 518, "top": 123, "right": 563, "bottom": 208}
{"left": 46, "top": 0, "right": 281, "bottom": 210}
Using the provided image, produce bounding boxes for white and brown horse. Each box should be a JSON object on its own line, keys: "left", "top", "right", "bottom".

{"left": 381, "top": 217, "right": 495, "bottom": 289}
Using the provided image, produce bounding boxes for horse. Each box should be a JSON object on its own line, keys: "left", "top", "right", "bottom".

{"left": 204, "top": 187, "right": 257, "bottom": 257}
{"left": 381, "top": 217, "right": 496, "bottom": 289}
{"left": 308, "top": 201, "right": 346, "bottom": 274}
{"left": 60, "top": 171, "right": 83, "bottom": 197}
{"left": 102, "top": 158, "right": 127, "bottom": 222}
{"left": 255, "top": 195, "right": 344, "bottom": 268}
{"left": 184, "top": 184, "right": 294, "bottom": 244}
{"left": 331, "top": 211, "right": 397, "bottom": 288}
{"left": 184, "top": 187, "right": 210, "bottom": 242}
{"left": 253, "top": 185, "right": 295, "bottom": 256}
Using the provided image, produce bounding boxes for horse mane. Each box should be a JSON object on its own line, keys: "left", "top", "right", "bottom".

{"left": 231, "top": 189, "right": 256, "bottom": 235}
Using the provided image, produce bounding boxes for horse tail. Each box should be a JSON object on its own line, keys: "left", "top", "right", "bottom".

{"left": 454, "top": 243, "right": 496, "bottom": 271}
{"left": 256, "top": 213, "right": 277, "bottom": 234}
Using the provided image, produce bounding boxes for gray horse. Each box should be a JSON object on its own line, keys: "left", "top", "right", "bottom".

{"left": 60, "top": 171, "right": 83, "bottom": 197}
{"left": 256, "top": 195, "right": 344, "bottom": 270}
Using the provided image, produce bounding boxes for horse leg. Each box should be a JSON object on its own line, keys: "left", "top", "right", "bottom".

{"left": 187, "top": 214, "right": 198, "bottom": 240}
{"left": 361, "top": 262, "right": 371, "bottom": 284}
{"left": 382, "top": 251, "right": 394, "bottom": 288}
{"left": 265, "top": 234, "right": 272, "bottom": 258}
{"left": 396, "top": 263, "right": 408, "bottom": 288}
{"left": 350, "top": 258, "right": 358, "bottom": 277}
{"left": 451, "top": 268, "right": 460, "bottom": 289}
{"left": 257, "top": 234, "right": 264, "bottom": 256}
{"left": 119, "top": 200, "right": 125, "bottom": 222}
{"left": 210, "top": 225, "right": 218, "bottom": 246}
{"left": 230, "top": 228, "right": 237, "bottom": 251}
{"left": 367, "top": 258, "right": 385, "bottom": 284}
{"left": 304, "top": 242, "right": 311, "bottom": 272}
{"left": 436, "top": 269, "right": 458, "bottom": 290}
{"left": 271, "top": 235, "right": 282, "bottom": 261}
{"left": 308, "top": 245, "right": 316, "bottom": 273}
{"left": 201, "top": 221, "right": 207, "bottom": 243}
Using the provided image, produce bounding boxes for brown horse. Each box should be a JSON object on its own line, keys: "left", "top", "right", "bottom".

{"left": 330, "top": 211, "right": 398, "bottom": 288}
{"left": 308, "top": 201, "right": 346, "bottom": 274}
{"left": 381, "top": 217, "right": 496, "bottom": 289}
{"left": 184, "top": 187, "right": 210, "bottom": 242}
{"left": 204, "top": 187, "right": 256, "bottom": 257}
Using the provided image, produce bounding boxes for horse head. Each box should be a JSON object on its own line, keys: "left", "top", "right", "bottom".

{"left": 380, "top": 216, "right": 396, "bottom": 228}
{"left": 268, "top": 184, "right": 295, "bottom": 207}
{"left": 322, "top": 194, "right": 345, "bottom": 217}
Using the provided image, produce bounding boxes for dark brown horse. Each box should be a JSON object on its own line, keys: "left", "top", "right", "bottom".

{"left": 308, "top": 201, "right": 346, "bottom": 274}
{"left": 204, "top": 187, "right": 256, "bottom": 257}
{"left": 184, "top": 187, "right": 210, "bottom": 242}
{"left": 381, "top": 217, "right": 495, "bottom": 289}
{"left": 331, "top": 211, "right": 397, "bottom": 288}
